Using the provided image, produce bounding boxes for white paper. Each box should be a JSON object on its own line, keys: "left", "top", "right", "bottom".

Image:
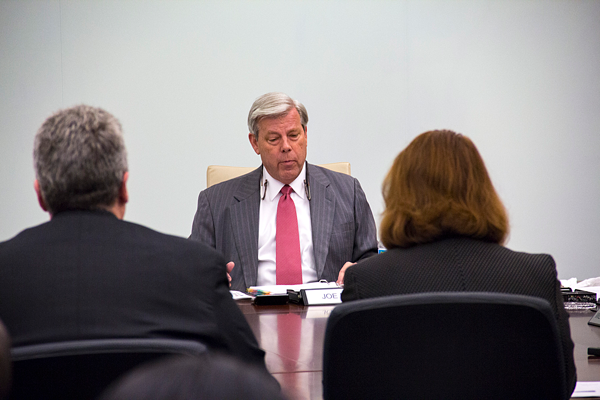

{"left": 561, "top": 277, "right": 600, "bottom": 295}
{"left": 230, "top": 290, "right": 253, "bottom": 300}
{"left": 560, "top": 278, "right": 600, "bottom": 301}
{"left": 572, "top": 381, "right": 600, "bottom": 398}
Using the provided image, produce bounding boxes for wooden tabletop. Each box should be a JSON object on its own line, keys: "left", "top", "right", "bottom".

{"left": 568, "top": 310, "right": 600, "bottom": 382}
{"left": 239, "top": 300, "right": 600, "bottom": 400}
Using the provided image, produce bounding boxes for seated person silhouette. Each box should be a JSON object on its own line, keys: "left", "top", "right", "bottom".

{"left": 100, "top": 353, "right": 287, "bottom": 400}
{"left": 0, "top": 105, "right": 269, "bottom": 374}
{"left": 341, "top": 129, "right": 576, "bottom": 395}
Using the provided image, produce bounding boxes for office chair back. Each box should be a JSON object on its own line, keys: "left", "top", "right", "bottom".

{"left": 9, "top": 338, "right": 207, "bottom": 400}
{"left": 0, "top": 319, "right": 11, "bottom": 400}
{"left": 323, "top": 292, "right": 567, "bottom": 400}
{"left": 206, "top": 162, "right": 351, "bottom": 187}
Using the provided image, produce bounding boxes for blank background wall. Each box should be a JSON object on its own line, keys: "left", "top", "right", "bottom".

{"left": 1, "top": 0, "right": 599, "bottom": 280}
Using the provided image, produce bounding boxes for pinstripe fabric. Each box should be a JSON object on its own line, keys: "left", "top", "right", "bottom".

{"left": 341, "top": 236, "right": 576, "bottom": 395}
{"left": 190, "top": 163, "right": 377, "bottom": 291}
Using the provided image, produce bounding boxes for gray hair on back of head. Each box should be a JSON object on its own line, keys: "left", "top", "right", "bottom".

{"left": 247, "top": 92, "right": 309, "bottom": 137}
{"left": 33, "top": 104, "right": 128, "bottom": 214}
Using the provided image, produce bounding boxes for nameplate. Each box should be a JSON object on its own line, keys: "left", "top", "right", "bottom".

{"left": 301, "top": 288, "right": 343, "bottom": 305}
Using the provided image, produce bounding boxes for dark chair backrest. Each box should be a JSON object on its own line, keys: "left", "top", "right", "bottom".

{"left": 323, "top": 292, "right": 567, "bottom": 400}
{"left": 9, "top": 338, "right": 207, "bottom": 400}
{"left": 0, "top": 319, "right": 11, "bottom": 400}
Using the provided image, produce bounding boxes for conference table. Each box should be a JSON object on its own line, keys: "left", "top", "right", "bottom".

{"left": 238, "top": 299, "right": 600, "bottom": 400}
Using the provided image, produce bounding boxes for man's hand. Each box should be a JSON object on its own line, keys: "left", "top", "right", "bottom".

{"left": 226, "top": 261, "right": 234, "bottom": 287}
{"left": 336, "top": 261, "right": 356, "bottom": 286}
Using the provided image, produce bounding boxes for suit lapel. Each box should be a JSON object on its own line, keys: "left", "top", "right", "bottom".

{"left": 307, "top": 164, "right": 334, "bottom": 278}
{"left": 229, "top": 167, "right": 261, "bottom": 287}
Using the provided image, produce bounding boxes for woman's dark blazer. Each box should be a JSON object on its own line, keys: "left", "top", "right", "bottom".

{"left": 342, "top": 236, "right": 576, "bottom": 395}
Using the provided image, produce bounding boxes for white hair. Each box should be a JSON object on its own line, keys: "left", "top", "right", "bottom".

{"left": 247, "top": 92, "right": 308, "bottom": 137}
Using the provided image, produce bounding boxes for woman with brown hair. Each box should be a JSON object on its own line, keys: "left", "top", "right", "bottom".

{"left": 341, "top": 130, "right": 575, "bottom": 393}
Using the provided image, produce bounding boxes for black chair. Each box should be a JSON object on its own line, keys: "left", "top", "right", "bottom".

{"left": 323, "top": 292, "right": 567, "bottom": 400}
{"left": 0, "top": 318, "right": 11, "bottom": 400}
{"left": 9, "top": 338, "right": 207, "bottom": 400}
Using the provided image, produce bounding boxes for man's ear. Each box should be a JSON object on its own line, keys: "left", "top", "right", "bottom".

{"left": 119, "top": 172, "right": 129, "bottom": 205}
{"left": 249, "top": 133, "right": 260, "bottom": 155}
{"left": 34, "top": 180, "right": 48, "bottom": 212}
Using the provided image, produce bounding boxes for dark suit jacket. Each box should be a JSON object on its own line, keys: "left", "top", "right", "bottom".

{"left": 0, "top": 210, "right": 267, "bottom": 371}
{"left": 342, "top": 236, "right": 576, "bottom": 395}
{"left": 190, "top": 163, "right": 378, "bottom": 292}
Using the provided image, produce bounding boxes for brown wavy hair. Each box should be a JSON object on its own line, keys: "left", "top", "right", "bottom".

{"left": 380, "top": 130, "right": 509, "bottom": 249}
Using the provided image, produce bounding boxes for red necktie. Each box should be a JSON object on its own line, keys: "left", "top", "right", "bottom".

{"left": 276, "top": 185, "right": 302, "bottom": 284}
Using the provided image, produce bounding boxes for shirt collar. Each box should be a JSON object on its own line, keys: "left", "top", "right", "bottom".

{"left": 262, "top": 162, "right": 307, "bottom": 202}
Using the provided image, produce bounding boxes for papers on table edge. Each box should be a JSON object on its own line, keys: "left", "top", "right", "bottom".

{"left": 561, "top": 277, "right": 600, "bottom": 297}
{"left": 247, "top": 281, "right": 341, "bottom": 295}
{"left": 230, "top": 290, "right": 253, "bottom": 300}
{"left": 230, "top": 282, "right": 341, "bottom": 299}
{"left": 572, "top": 381, "right": 600, "bottom": 398}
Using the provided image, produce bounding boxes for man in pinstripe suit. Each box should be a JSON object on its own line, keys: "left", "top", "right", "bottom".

{"left": 190, "top": 92, "right": 377, "bottom": 292}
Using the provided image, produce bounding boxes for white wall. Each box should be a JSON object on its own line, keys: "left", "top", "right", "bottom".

{"left": 1, "top": 0, "right": 599, "bottom": 280}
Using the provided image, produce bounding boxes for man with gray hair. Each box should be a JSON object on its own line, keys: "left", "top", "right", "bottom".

{"left": 0, "top": 105, "right": 269, "bottom": 374}
{"left": 190, "top": 92, "right": 377, "bottom": 291}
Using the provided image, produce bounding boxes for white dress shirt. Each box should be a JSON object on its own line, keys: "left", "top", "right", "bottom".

{"left": 256, "top": 164, "right": 317, "bottom": 286}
